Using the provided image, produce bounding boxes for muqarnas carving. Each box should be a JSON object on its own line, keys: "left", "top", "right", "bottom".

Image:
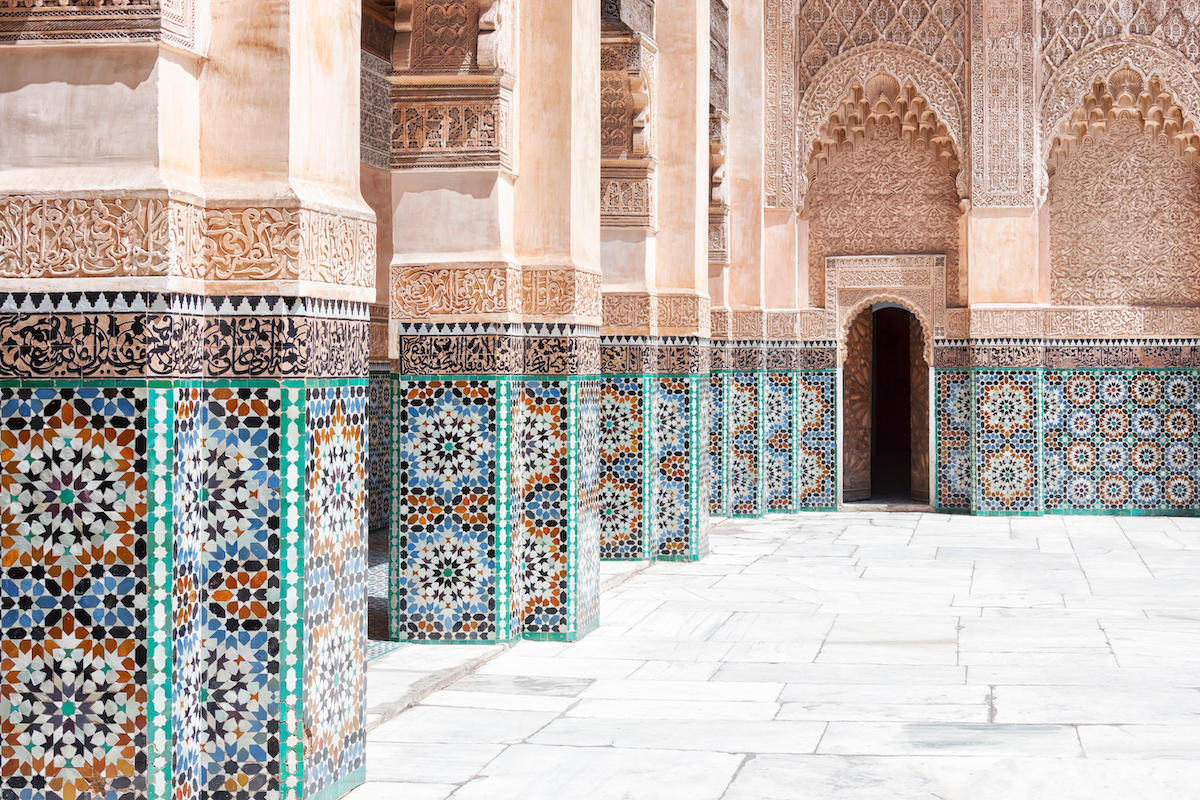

{"left": 806, "top": 78, "right": 962, "bottom": 309}
{"left": 1048, "top": 69, "right": 1200, "bottom": 307}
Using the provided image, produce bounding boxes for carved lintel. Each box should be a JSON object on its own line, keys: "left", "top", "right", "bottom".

{"left": 390, "top": 261, "right": 521, "bottom": 322}
{"left": 390, "top": 73, "right": 514, "bottom": 170}
{"left": 0, "top": 0, "right": 196, "bottom": 49}
{"left": 601, "top": 291, "right": 656, "bottom": 335}
{"left": 601, "top": 161, "right": 655, "bottom": 230}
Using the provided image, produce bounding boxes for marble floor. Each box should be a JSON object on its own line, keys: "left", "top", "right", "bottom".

{"left": 351, "top": 512, "right": 1200, "bottom": 799}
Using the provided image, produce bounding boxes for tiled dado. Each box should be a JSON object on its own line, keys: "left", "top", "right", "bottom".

{"left": 724, "top": 342, "right": 838, "bottom": 517}
{"left": 933, "top": 340, "right": 1200, "bottom": 516}
{"left": 0, "top": 291, "right": 368, "bottom": 800}
{"left": 596, "top": 337, "right": 710, "bottom": 562}
{"left": 389, "top": 324, "right": 603, "bottom": 642}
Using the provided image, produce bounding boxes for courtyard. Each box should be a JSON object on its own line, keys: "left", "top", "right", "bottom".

{"left": 355, "top": 512, "right": 1200, "bottom": 799}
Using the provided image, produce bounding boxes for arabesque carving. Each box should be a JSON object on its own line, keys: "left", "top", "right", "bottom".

{"left": 826, "top": 255, "right": 945, "bottom": 365}
{"left": 808, "top": 126, "right": 962, "bottom": 309}
{"left": 970, "top": 0, "right": 1038, "bottom": 206}
{"left": 522, "top": 269, "right": 603, "bottom": 320}
{"left": 809, "top": 74, "right": 959, "bottom": 184}
{"left": 764, "top": 0, "right": 796, "bottom": 207}
{"left": 391, "top": 263, "right": 519, "bottom": 319}
{"left": 1041, "top": 0, "right": 1200, "bottom": 82}
{"left": 797, "top": 0, "right": 968, "bottom": 96}
{"left": 1049, "top": 117, "right": 1200, "bottom": 307}
{"left": 1041, "top": 42, "right": 1200, "bottom": 172}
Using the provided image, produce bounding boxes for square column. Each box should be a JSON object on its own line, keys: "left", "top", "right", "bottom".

{"left": 651, "top": 340, "right": 711, "bottom": 561}
{"left": 707, "top": 364, "right": 733, "bottom": 517}
{"left": 599, "top": 340, "right": 655, "bottom": 560}
{"left": 0, "top": 290, "right": 370, "bottom": 800}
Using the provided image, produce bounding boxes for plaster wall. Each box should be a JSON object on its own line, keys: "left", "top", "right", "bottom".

{"left": 392, "top": 170, "right": 515, "bottom": 263}
{"left": 514, "top": 0, "right": 600, "bottom": 274}
{"left": 763, "top": 207, "right": 798, "bottom": 307}
{"left": 0, "top": 44, "right": 167, "bottom": 193}
{"left": 727, "top": 0, "right": 764, "bottom": 309}
{"left": 655, "top": 0, "right": 710, "bottom": 294}
{"left": 602, "top": 230, "right": 657, "bottom": 291}
{"left": 967, "top": 209, "right": 1040, "bottom": 305}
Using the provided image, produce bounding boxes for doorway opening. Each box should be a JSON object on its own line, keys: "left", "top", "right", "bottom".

{"left": 842, "top": 302, "right": 930, "bottom": 507}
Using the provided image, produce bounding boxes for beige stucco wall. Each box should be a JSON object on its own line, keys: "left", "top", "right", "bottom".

{"left": 0, "top": 44, "right": 170, "bottom": 194}
{"left": 967, "top": 209, "right": 1040, "bottom": 305}
{"left": 514, "top": 0, "right": 600, "bottom": 274}
{"left": 655, "top": 0, "right": 710, "bottom": 295}
{"left": 726, "top": 0, "right": 763, "bottom": 310}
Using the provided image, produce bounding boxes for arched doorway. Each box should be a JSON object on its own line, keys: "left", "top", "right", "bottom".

{"left": 842, "top": 302, "right": 930, "bottom": 506}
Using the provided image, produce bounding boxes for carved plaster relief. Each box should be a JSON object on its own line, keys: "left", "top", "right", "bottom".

{"left": 1041, "top": 0, "right": 1200, "bottom": 82}
{"left": 0, "top": 0, "right": 195, "bottom": 48}
{"left": 522, "top": 268, "right": 603, "bottom": 321}
{"left": 602, "top": 292, "right": 655, "bottom": 333}
{"left": 390, "top": 263, "right": 521, "bottom": 320}
{"left": 1049, "top": 120, "right": 1200, "bottom": 307}
{"left": 601, "top": 35, "right": 656, "bottom": 231}
{"left": 1040, "top": 41, "right": 1200, "bottom": 172}
{"left": 825, "top": 254, "right": 946, "bottom": 365}
{"left": 807, "top": 126, "right": 962, "bottom": 309}
{"left": 970, "top": 0, "right": 1038, "bottom": 207}
{"left": 798, "top": 43, "right": 967, "bottom": 203}
{"left": 0, "top": 197, "right": 375, "bottom": 288}
{"left": 361, "top": 51, "right": 392, "bottom": 170}
{"left": 764, "top": 0, "right": 796, "bottom": 207}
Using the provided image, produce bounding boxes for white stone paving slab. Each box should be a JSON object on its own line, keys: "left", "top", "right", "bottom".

{"left": 363, "top": 512, "right": 1200, "bottom": 798}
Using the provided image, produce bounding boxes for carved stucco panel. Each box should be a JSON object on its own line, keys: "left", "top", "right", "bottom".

{"left": 807, "top": 126, "right": 962, "bottom": 310}
{"left": 798, "top": 42, "right": 966, "bottom": 204}
{"left": 1049, "top": 119, "right": 1200, "bottom": 307}
{"left": 1040, "top": 38, "right": 1200, "bottom": 170}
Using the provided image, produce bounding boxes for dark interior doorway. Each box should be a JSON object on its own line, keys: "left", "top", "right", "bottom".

{"left": 870, "top": 307, "right": 912, "bottom": 501}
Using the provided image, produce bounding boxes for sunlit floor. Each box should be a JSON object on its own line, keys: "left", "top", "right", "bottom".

{"left": 350, "top": 512, "right": 1200, "bottom": 799}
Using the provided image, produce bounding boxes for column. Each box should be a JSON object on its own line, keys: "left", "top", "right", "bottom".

{"left": 706, "top": 0, "right": 732, "bottom": 519}
{"left": 387, "top": 0, "right": 523, "bottom": 642}
{"left": 0, "top": 2, "right": 374, "bottom": 799}
{"left": 651, "top": 0, "right": 710, "bottom": 559}
{"left": 599, "top": 3, "right": 657, "bottom": 562}
{"left": 513, "top": 0, "right": 604, "bottom": 635}
{"left": 964, "top": 0, "right": 1043, "bottom": 515}
{"left": 726, "top": 0, "right": 766, "bottom": 517}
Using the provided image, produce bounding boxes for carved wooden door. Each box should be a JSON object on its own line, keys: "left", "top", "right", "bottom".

{"left": 909, "top": 315, "right": 930, "bottom": 503}
{"left": 842, "top": 308, "right": 872, "bottom": 502}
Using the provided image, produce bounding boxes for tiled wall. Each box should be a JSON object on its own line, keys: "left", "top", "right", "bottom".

{"left": 934, "top": 364, "right": 1200, "bottom": 516}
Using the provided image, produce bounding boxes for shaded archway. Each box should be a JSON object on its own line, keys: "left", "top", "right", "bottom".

{"left": 842, "top": 302, "right": 930, "bottom": 505}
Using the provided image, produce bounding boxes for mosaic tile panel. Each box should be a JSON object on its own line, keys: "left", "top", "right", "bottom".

{"left": 935, "top": 369, "right": 972, "bottom": 511}
{"left": 303, "top": 384, "right": 368, "bottom": 800}
{"left": 574, "top": 378, "right": 602, "bottom": 634}
{"left": 598, "top": 376, "right": 651, "bottom": 560}
{"left": 202, "top": 386, "right": 283, "bottom": 800}
{"left": 708, "top": 372, "right": 730, "bottom": 516}
{"left": 0, "top": 385, "right": 150, "bottom": 800}
{"left": 696, "top": 376, "right": 712, "bottom": 557}
{"left": 730, "top": 371, "right": 764, "bottom": 516}
{"left": 516, "top": 378, "right": 601, "bottom": 640}
{"left": 1043, "top": 370, "right": 1200, "bottom": 514}
{"left": 392, "top": 379, "right": 513, "bottom": 641}
{"left": 172, "top": 385, "right": 205, "bottom": 800}
{"left": 764, "top": 372, "right": 797, "bottom": 512}
{"left": 651, "top": 376, "right": 708, "bottom": 561}
{"left": 974, "top": 370, "right": 1041, "bottom": 514}
{"left": 367, "top": 367, "right": 392, "bottom": 534}
{"left": 797, "top": 372, "right": 838, "bottom": 511}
